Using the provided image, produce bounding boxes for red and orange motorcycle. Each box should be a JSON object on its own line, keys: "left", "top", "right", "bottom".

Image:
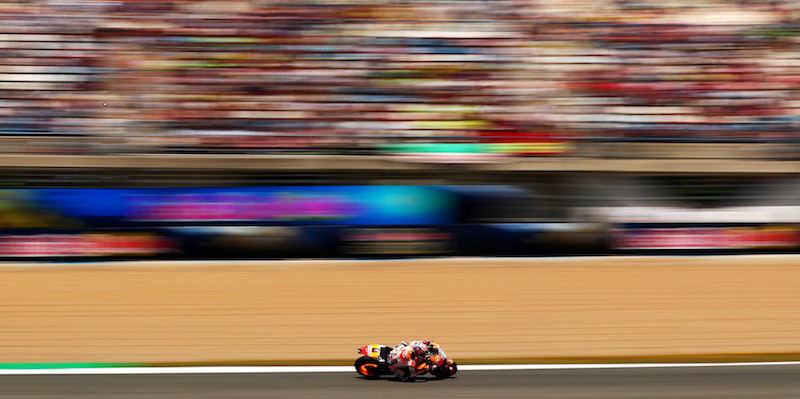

{"left": 355, "top": 344, "right": 457, "bottom": 381}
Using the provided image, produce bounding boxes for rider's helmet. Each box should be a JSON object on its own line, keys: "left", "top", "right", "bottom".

{"left": 412, "top": 342, "right": 428, "bottom": 358}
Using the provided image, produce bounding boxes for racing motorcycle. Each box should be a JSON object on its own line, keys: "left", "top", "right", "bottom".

{"left": 355, "top": 344, "right": 457, "bottom": 381}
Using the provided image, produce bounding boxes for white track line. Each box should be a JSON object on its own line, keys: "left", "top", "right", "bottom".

{"left": 3, "top": 362, "right": 800, "bottom": 375}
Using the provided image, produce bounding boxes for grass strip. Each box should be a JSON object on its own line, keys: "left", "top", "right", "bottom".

{"left": 0, "top": 363, "right": 144, "bottom": 369}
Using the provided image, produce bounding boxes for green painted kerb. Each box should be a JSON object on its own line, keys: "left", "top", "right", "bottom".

{"left": 0, "top": 363, "right": 143, "bottom": 369}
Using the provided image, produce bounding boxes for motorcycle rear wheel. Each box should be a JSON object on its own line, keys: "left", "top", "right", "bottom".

{"left": 354, "top": 356, "right": 382, "bottom": 379}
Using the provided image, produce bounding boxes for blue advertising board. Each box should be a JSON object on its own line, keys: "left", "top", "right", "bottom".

{"left": 0, "top": 186, "right": 457, "bottom": 228}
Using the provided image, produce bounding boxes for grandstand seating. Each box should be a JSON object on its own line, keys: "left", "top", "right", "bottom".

{"left": 0, "top": 0, "right": 798, "bottom": 157}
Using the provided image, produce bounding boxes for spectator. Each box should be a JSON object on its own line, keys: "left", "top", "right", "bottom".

{"left": 0, "top": 0, "right": 797, "bottom": 156}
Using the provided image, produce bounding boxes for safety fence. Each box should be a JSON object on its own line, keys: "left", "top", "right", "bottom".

{"left": 3, "top": 135, "right": 800, "bottom": 161}
{"left": 1, "top": 223, "right": 799, "bottom": 260}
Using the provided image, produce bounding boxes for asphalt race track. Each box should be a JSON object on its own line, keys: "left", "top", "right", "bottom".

{"left": 2, "top": 364, "right": 800, "bottom": 399}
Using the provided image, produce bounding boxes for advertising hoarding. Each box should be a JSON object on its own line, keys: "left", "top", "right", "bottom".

{"left": 612, "top": 224, "right": 800, "bottom": 250}
{"left": 0, "top": 186, "right": 457, "bottom": 228}
{"left": 0, "top": 232, "right": 178, "bottom": 257}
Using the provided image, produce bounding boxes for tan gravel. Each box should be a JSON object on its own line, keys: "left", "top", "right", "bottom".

{"left": 1, "top": 256, "right": 799, "bottom": 364}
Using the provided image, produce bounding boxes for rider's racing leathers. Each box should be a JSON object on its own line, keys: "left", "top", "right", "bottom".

{"left": 426, "top": 341, "right": 449, "bottom": 370}
{"left": 388, "top": 340, "right": 428, "bottom": 380}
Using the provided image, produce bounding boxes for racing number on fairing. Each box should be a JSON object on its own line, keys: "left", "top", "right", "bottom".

{"left": 368, "top": 345, "right": 382, "bottom": 359}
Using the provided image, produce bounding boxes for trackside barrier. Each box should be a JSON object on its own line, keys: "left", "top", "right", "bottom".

{"left": 611, "top": 223, "right": 800, "bottom": 251}
{"left": 2, "top": 223, "right": 800, "bottom": 260}
{"left": 0, "top": 224, "right": 609, "bottom": 260}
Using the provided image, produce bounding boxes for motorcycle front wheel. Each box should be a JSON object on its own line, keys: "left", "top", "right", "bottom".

{"left": 431, "top": 362, "right": 457, "bottom": 379}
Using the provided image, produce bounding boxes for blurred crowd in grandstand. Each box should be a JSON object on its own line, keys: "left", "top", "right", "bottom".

{"left": 2, "top": 0, "right": 800, "bottom": 155}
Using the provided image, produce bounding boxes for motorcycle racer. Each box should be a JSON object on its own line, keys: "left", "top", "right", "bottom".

{"left": 425, "top": 341, "right": 449, "bottom": 369}
{"left": 388, "top": 340, "right": 429, "bottom": 381}
{"left": 355, "top": 340, "right": 457, "bottom": 380}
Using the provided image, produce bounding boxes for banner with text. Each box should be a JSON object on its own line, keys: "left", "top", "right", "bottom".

{"left": 612, "top": 223, "right": 800, "bottom": 250}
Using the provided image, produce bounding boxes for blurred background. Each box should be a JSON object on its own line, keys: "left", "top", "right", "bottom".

{"left": 2, "top": 0, "right": 800, "bottom": 258}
